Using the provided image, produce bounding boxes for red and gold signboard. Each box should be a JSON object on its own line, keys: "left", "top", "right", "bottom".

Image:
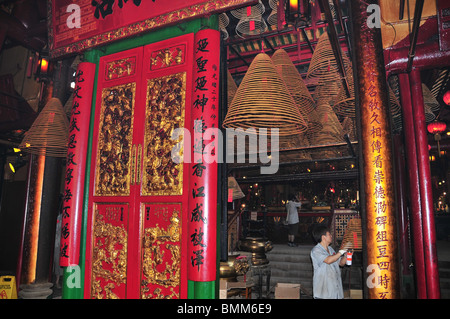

{"left": 188, "top": 29, "right": 220, "bottom": 282}
{"left": 60, "top": 62, "right": 96, "bottom": 267}
{"left": 48, "top": 0, "right": 256, "bottom": 58}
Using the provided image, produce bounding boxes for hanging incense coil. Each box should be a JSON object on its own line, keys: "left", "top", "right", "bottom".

{"left": 272, "top": 49, "right": 316, "bottom": 114}
{"left": 388, "top": 77, "right": 404, "bottom": 132}
{"left": 305, "top": 108, "right": 323, "bottom": 144}
{"left": 267, "top": 10, "right": 278, "bottom": 26}
{"left": 421, "top": 85, "right": 437, "bottom": 123}
{"left": 340, "top": 218, "right": 363, "bottom": 252}
{"left": 230, "top": 0, "right": 265, "bottom": 19}
{"left": 306, "top": 32, "right": 352, "bottom": 82}
{"left": 269, "top": 0, "right": 278, "bottom": 10}
{"left": 236, "top": 16, "right": 268, "bottom": 38}
{"left": 279, "top": 134, "right": 312, "bottom": 160}
{"left": 19, "top": 97, "right": 69, "bottom": 157}
{"left": 267, "top": 0, "right": 278, "bottom": 25}
{"left": 389, "top": 86, "right": 401, "bottom": 117}
{"left": 223, "top": 52, "right": 308, "bottom": 136}
{"left": 227, "top": 70, "right": 238, "bottom": 108}
{"left": 228, "top": 176, "right": 245, "bottom": 200}
{"left": 272, "top": 49, "right": 321, "bottom": 142}
{"left": 333, "top": 70, "right": 356, "bottom": 118}
{"left": 313, "top": 73, "right": 342, "bottom": 107}
{"left": 341, "top": 117, "right": 356, "bottom": 141}
{"left": 422, "top": 83, "right": 440, "bottom": 113}
{"left": 389, "top": 86, "right": 403, "bottom": 132}
{"left": 315, "top": 100, "right": 344, "bottom": 138}
{"left": 231, "top": 0, "right": 267, "bottom": 38}
{"left": 219, "top": 13, "right": 230, "bottom": 40}
{"left": 333, "top": 82, "right": 355, "bottom": 118}
{"left": 311, "top": 101, "right": 344, "bottom": 158}
{"left": 64, "top": 94, "right": 73, "bottom": 118}
{"left": 424, "top": 102, "right": 436, "bottom": 123}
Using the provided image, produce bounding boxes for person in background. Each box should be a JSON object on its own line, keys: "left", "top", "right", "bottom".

{"left": 310, "top": 224, "right": 348, "bottom": 299}
{"left": 285, "top": 193, "right": 302, "bottom": 247}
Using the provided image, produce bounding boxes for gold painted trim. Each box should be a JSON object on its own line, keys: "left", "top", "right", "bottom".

{"left": 49, "top": 0, "right": 257, "bottom": 58}
{"left": 137, "top": 144, "right": 142, "bottom": 185}
{"left": 131, "top": 144, "right": 136, "bottom": 185}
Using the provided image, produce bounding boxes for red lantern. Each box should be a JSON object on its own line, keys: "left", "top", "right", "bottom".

{"left": 427, "top": 120, "right": 447, "bottom": 156}
{"left": 443, "top": 90, "right": 450, "bottom": 106}
{"left": 427, "top": 120, "right": 447, "bottom": 134}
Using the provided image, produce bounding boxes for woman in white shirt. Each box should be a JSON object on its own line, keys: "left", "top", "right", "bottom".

{"left": 285, "top": 194, "right": 302, "bottom": 247}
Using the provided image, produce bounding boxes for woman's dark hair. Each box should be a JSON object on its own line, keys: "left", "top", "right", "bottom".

{"left": 312, "top": 224, "right": 330, "bottom": 243}
{"left": 288, "top": 193, "right": 295, "bottom": 200}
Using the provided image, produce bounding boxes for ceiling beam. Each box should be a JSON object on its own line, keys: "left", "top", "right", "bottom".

{"left": 406, "top": 0, "right": 425, "bottom": 72}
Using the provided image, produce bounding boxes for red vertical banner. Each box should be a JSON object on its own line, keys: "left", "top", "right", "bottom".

{"left": 60, "top": 62, "right": 96, "bottom": 267}
{"left": 188, "top": 29, "right": 220, "bottom": 281}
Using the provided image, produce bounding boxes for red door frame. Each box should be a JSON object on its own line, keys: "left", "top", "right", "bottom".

{"left": 84, "top": 33, "right": 194, "bottom": 299}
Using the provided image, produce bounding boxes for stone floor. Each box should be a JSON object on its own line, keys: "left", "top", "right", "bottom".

{"left": 47, "top": 239, "right": 450, "bottom": 299}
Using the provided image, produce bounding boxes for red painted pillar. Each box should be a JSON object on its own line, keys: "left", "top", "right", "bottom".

{"left": 393, "top": 134, "right": 410, "bottom": 276}
{"left": 398, "top": 73, "right": 427, "bottom": 298}
{"left": 409, "top": 69, "right": 440, "bottom": 299}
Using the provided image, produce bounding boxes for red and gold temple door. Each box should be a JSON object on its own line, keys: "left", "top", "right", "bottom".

{"left": 84, "top": 34, "right": 194, "bottom": 299}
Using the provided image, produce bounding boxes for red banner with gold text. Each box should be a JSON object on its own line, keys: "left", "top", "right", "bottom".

{"left": 188, "top": 29, "right": 220, "bottom": 282}
{"left": 60, "top": 62, "right": 96, "bottom": 267}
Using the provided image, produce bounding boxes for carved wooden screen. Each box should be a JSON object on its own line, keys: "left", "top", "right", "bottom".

{"left": 85, "top": 34, "right": 194, "bottom": 299}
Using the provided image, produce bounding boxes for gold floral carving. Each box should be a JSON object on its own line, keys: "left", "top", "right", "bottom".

{"left": 141, "top": 209, "right": 181, "bottom": 299}
{"left": 90, "top": 210, "right": 128, "bottom": 299}
{"left": 95, "top": 83, "right": 135, "bottom": 196}
{"left": 105, "top": 57, "right": 137, "bottom": 80}
{"left": 142, "top": 73, "right": 185, "bottom": 196}
{"left": 150, "top": 45, "right": 185, "bottom": 70}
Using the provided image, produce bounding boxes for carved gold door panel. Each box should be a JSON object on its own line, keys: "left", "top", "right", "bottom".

{"left": 142, "top": 72, "right": 186, "bottom": 196}
{"left": 94, "top": 82, "right": 136, "bottom": 196}
{"left": 140, "top": 203, "right": 182, "bottom": 299}
{"left": 89, "top": 203, "right": 128, "bottom": 299}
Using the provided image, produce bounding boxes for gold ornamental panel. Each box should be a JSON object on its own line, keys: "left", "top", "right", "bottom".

{"left": 150, "top": 44, "right": 185, "bottom": 71}
{"left": 95, "top": 83, "right": 135, "bottom": 196}
{"left": 90, "top": 204, "right": 128, "bottom": 299}
{"left": 105, "top": 56, "right": 137, "bottom": 81}
{"left": 141, "top": 203, "right": 181, "bottom": 299}
{"left": 142, "top": 73, "right": 186, "bottom": 196}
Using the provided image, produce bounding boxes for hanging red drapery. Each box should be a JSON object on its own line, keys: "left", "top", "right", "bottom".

{"left": 60, "top": 62, "right": 96, "bottom": 267}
